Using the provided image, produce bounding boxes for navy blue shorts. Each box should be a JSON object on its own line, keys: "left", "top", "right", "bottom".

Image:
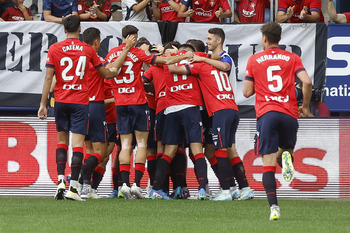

{"left": 86, "top": 101, "right": 107, "bottom": 142}
{"left": 116, "top": 103, "right": 150, "bottom": 134}
{"left": 212, "top": 109, "right": 239, "bottom": 149}
{"left": 107, "top": 123, "right": 120, "bottom": 145}
{"left": 147, "top": 108, "right": 156, "bottom": 148}
{"left": 162, "top": 106, "right": 203, "bottom": 145}
{"left": 255, "top": 111, "right": 298, "bottom": 155}
{"left": 154, "top": 110, "right": 166, "bottom": 142}
{"left": 201, "top": 109, "right": 213, "bottom": 145}
{"left": 54, "top": 102, "right": 89, "bottom": 135}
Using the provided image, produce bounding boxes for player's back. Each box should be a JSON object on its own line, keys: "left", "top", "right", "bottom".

{"left": 163, "top": 52, "right": 203, "bottom": 107}
{"left": 187, "top": 62, "right": 238, "bottom": 116}
{"left": 47, "top": 38, "right": 101, "bottom": 105}
{"left": 246, "top": 47, "right": 303, "bottom": 118}
{"left": 105, "top": 45, "right": 156, "bottom": 106}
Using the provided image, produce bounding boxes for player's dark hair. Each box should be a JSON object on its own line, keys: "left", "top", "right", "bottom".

{"left": 82, "top": 27, "right": 100, "bottom": 46}
{"left": 186, "top": 39, "right": 205, "bottom": 52}
{"left": 135, "top": 37, "right": 151, "bottom": 48}
{"left": 122, "top": 25, "right": 139, "bottom": 38}
{"left": 208, "top": 28, "right": 225, "bottom": 44}
{"left": 163, "top": 41, "right": 181, "bottom": 51}
{"left": 62, "top": 15, "right": 80, "bottom": 33}
{"left": 261, "top": 22, "right": 281, "bottom": 44}
{"left": 179, "top": 44, "right": 195, "bottom": 52}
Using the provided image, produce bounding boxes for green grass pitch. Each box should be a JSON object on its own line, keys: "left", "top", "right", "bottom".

{"left": 0, "top": 197, "right": 349, "bottom": 233}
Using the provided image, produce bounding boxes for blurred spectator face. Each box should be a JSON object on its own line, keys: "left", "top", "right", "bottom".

{"left": 13, "top": 0, "right": 23, "bottom": 8}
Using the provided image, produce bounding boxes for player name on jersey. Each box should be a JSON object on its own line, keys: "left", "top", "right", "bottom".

{"left": 256, "top": 54, "right": 290, "bottom": 64}
{"left": 107, "top": 51, "right": 139, "bottom": 63}
{"left": 62, "top": 44, "right": 83, "bottom": 52}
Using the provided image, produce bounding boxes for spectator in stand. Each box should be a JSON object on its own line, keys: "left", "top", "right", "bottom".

{"left": 43, "top": 0, "right": 78, "bottom": 23}
{"left": 122, "top": 0, "right": 151, "bottom": 21}
{"left": 78, "top": 0, "right": 111, "bottom": 21}
{"left": 178, "top": 0, "right": 232, "bottom": 23}
{"left": 328, "top": 0, "right": 350, "bottom": 23}
{"left": 236, "top": 0, "right": 270, "bottom": 23}
{"left": 0, "top": 0, "right": 13, "bottom": 19}
{"left": 276, "top": 0, "right": 324, "bottom": 23}
{"left": 152, "top": 0, "right": 185, "bottom": 21}
{"left": 1, "top": 0, "right": 33, "bottom": 21}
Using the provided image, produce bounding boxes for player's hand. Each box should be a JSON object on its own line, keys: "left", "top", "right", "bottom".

{"left": 185, "top": 9, "right": 194, "bottom": 17}
{"left": 215, "top": 7, "right": 224, "bottom": 18}
{"left": 164, "top": 45, "right": 178, "bottom": 55}
{"left": 286, "top": 6, "right": 295, "bottom": 19}
{"left": 192, "top": 54, "right": 204, "bottom": 62}
{"left": 298, "top": 106, "right": 314, "bottom": 118}
{"left": 184, "top": 51, "right": 194, "bottom": 59}
{"left": 151, "top": 44, "right": 164, "bottom": 55}
{"left": 38, "top": 106, "right": 48, "bottom": 120}
{"left": 299, "top": 6, "right": 308, "bottom": 19}
{"left": 124, "top": 35, "right": 137, "bottom": 49}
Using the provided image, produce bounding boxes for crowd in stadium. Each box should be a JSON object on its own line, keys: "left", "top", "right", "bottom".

{"left": 1, "top": 0, "right": 349, "bottom": 221}
{"left": 0, "top": 0, "right": 349, "bottom": 24}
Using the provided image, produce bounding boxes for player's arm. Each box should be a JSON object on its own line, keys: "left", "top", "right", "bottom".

{"left": 154, "top": 51, "right": 193, "bottom": 65}
{"left": 192, "top": 54, "right": 230, "bottom": 72}
{"left": 299, "top": 6, "right": 320, "bottom": 22}
{"left": 104, "top": 97, "right": 114, "bottom": 105}
{"left": 297, "top": 70, "right": 313, "bottom": 117}
{"left": 242, "top": 79, "right": 255, "bottom": 98}
{"left": 38, "top": 67, "right": 55, "bottom": 120}
{"left": 178, "top": 3, "right": 193, "bottom": 18}
{"left": 43, "top": 10, "right": 64, "bottom": 23}
{"left": 276, "top": 6, "right": 294, "bottom": 23}
{"left": 104, "top": 35, "right": 137, "bottom": 77}
{"left": 328, "top": 0, "right": 347, "bottom": 23}
{"left": 132, "top": 0, "right": 151, "bottom": 12}
{"left": 167, "top": 63, "right": 189, "bottom": 75}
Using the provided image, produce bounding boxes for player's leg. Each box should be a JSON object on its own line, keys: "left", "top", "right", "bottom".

{"left": 118, "top": 133, "right": 133, "bottom": 199}
{"left": 55, "top": 130, "right": 69, "bottom": 200}
{"left": 146, "top": 108, "right": 157, "bottom": 196}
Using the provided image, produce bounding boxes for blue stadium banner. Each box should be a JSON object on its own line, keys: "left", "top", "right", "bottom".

{"left": 325, "top": 24, "right": 350, "bottom": 112}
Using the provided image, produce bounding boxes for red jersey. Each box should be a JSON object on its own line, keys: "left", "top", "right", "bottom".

{"left": 158, "top": 0, "right": 185, "bottom": 22}
{"left": 277, "top": 0, "right": 324, "bottom": 23}
{"left": 239, "top": 0, "right": 269, "bottom": 23}
{"left": 105, "top": 44, "right": 157, "bottom": 106}
{"left": 245, "top": 47, "right": 305, "bottom": 119}
{"left": 181, "top": 0, "right": 231, "bottom": 22}
{"left": 141, "top": 67, "right": 156, "bottom": 111}
{"left": 77, "top": 0, "right": 111, "bottom": 21}
{"left": 163, "top": 51, "right": 203, "bottom": 107}
{"left": 104, "top": 79, "right": 117, "bottom": 124}
{"left": 186, "top": 62, "right": 238, "bottom": 116}
{"left": 1, "top": 6, "right": 32, "bottom": 21}
{"left": 46, "top": 38, "right": 102, "bottom": 105}
{"left": 87, "top": 55, "right": 107, "bottom": 102}
{"left": 344, "top": 12, "right": 350, "bottom": 23}
{"left": 142, "top": 65, "right": 168, "bottom": 114}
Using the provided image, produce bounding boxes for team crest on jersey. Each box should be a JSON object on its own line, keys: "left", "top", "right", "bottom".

{"left": 210, "top": 0, "right": 215, "bottom": 7}
{"left": 144, "top": 50, "right": 151, "bottom": 56}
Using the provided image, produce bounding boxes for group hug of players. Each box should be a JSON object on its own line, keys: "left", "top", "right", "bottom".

{"left": 39, "top": 15, "right": 255, "bottom": 202}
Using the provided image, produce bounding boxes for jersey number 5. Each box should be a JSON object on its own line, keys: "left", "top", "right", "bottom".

{"left": 267, "top": 65, "right": 282, "bottom": 92}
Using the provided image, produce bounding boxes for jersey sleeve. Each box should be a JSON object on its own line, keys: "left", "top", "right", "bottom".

{"left": 72, "top": 0, "right": 78, "bottom": 12}
{"left": 46, "top": 45, "right": 55, "bottom": 68}
{"left": 43, "top": 0, "right": 52, "bottom": 11}
{"left": 194, "top": 52, "right": 209, "bottom": 58}
{"left": 142, "top": 66, "right": 154, "bottom": 82}
{"left": 1, "top": 9, "right": 9, "bottom": 20}
{"left": 221, "top": 0, "right": 231, "bottom": 12}
{"left": 137, "top": 48, "right": 157, "bottom": 65}
{"left": 101, "top": 0, "right": 111, "bottom": 17}
{"left": 245, "top": 56, "right": 254, "bottom": 82}
{"left": 293, "top": 55, "right": 306, "bottom": 76}
{"left": 309, "top": 0, "right": 322, "bottom": 15}
{"left": 185, "top": 63, "right": 201, "bottom": 76}
{"left": 89, "top": 46, "right": 103, "bottom": 69}
{"left": 277, "top": 0, "right": 288, "bottom": 12}
{"left": 221, "top": 53, "right": 232, "bottom": 67}
{"left": 181, "top": 0, "right": 191, "bottom": 8}
{"left": 344, "top": 12, "right": 350, "bottom": 23}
